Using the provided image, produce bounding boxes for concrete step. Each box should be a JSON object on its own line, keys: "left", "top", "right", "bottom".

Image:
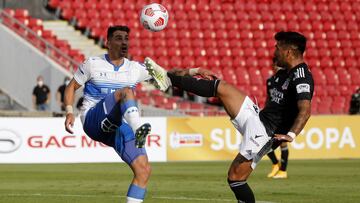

{"left": 42, "top": 20, "right": 106, "bottom": 58}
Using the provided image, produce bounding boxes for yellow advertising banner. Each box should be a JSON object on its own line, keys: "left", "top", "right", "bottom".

{"left": 167, "top": 116, "right": 360, "bottom": 161}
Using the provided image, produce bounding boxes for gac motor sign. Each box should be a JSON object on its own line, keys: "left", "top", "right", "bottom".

{"left": 0, "top": 129, "right": 22, "bottom": 153}
{"left": 27, "top": 135, "right": 108, "bottom": 148}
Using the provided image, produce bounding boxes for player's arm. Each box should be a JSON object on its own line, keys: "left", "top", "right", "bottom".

{"left": 274, "top": 100, "right": 311, "bottom": 142}
{"left": 56, "top": 90, "right": 62, "bottom": 106}
{"left": 64, "top": 79, "right": 82, "bottom": 134}
{"left": 275, "top": 69, "right": 314, "bottom": 142}
{"left": 289, "top": 100, "right": 311, "bottom": 134}
{"left": 32, "top": 95, "right": 36, "bottom": 110}
{"left": 64, "top": 59, "right": 91, "bottom": 133}
{"left": 46, "top": 87, "right": 51, "bottom": 104}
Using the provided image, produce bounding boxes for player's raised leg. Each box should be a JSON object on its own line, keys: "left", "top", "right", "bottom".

{"left": 113, "top": 87, "right": 151, "bottom": 148}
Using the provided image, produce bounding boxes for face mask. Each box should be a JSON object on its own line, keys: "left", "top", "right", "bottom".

{"left": 37, "top": 81, "right": 43, "bottom": 87}
{"left": 65, "top": 80, "right": 70, "bottom": 85}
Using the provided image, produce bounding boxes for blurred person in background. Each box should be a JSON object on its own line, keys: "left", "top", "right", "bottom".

{"left": 145, "top": 31, "right": 313, "bottom": 203}
{"left": 56, "top": 76, "right": 70, "bottom": 111}
{"left": 32, "top": 75, "right": 50, "bottom": 111}
{"left": 266, "top": 58, "right": 289, "bottom": 179}
{"left": 349, "top": 88, "right": 360, "bottom": 115}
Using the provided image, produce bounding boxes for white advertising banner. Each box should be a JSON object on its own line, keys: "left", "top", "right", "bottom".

{"left": 0, "top": 117, "right": 167, "bottom": 163}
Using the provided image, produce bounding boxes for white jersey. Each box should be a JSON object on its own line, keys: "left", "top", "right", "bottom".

{"left": 73, "top": 54, "right": 152, "bottom": 124}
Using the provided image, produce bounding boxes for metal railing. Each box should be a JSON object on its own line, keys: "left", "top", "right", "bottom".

{"left": 0, "top": 9, "right": 80, "bottom": 72}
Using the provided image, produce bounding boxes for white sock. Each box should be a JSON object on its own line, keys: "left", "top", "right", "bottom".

{"left": 123, "top": 106, "right": 141, "bottom": 132}
{"left": 126, "top": 197, "right": 143, "bottom": 203}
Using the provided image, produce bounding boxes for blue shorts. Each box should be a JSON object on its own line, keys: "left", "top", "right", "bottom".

{"left": 83, "top": 93, "right": 146, "bottom": 165}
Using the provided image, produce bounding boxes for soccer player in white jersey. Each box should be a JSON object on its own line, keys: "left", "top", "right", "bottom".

{"left": 64, "top": 26, "right": 152, "bottom": 203}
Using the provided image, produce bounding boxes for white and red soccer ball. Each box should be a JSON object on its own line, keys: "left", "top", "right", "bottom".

{"left": 140, "top": 3, "right": 169, "bottom": 32}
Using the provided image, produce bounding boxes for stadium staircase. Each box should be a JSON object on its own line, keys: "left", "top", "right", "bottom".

{"left": 0, "top": 90, "right": 25, "bottom": 110}
{"left": 42, "top": 20, "right": 105, "bottom": 57}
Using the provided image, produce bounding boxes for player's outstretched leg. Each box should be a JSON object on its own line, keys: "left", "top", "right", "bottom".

{"left": 144, "top": 58, "right": 246, "bottom": 119}
{"left": 135, "top": 123, "right": 151, "bottom": 148}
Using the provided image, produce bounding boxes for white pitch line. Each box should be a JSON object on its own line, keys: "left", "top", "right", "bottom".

{"left": 0, "top": 193, "right": 276, "bottom": 203}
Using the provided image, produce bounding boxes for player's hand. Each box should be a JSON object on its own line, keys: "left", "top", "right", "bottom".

{"left": 196, "top": 68, "right": 217, "bottom": 80}
{"left": 65, "top": 113, "right": 75, "bottom": 134}
{"left": 274, "top": 134, "right": 294, "bottom": 142}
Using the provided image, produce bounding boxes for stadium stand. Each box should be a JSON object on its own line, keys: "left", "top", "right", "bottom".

{"left": 2, "top": 0, "right": 360, "bottom": 115}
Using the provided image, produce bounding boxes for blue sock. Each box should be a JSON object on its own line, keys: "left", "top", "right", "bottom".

{"left": 127, "top": 184, "right": 146, "bottom": 201}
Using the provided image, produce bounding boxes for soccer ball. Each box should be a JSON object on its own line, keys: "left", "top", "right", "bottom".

{"left": 140, "top": 3, "right": 169, "bottom": 32}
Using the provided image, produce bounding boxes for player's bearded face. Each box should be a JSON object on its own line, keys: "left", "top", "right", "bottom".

{"left": 274, "top": 43, "right": 288, "bottom": 68}
{"left": 109, "top": 31, "right": 129, "bottom": 57}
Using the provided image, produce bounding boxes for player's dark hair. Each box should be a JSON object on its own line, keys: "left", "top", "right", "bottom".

{"left": 275, "top": 31, "right": 307, "bottom": 55}
{"left": 107, "top": 25, "right": 130, "bottom": 40}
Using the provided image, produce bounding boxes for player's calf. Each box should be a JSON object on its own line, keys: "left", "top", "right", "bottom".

{"left": 228, "top": 179, "right": 255, "bottom": 203}
{"left": 126, "top": 184, "right": 147, "bottom": 203}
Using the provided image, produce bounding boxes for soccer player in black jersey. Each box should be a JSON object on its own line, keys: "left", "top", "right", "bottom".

{"left": 145, "top": 31, "right": 314, "bottom": 203}
{"left": 266, "top": 59, "right": 290, "bottom": 179}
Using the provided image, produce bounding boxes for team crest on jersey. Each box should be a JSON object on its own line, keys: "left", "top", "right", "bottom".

{"left": 282, "top": 78, "right": 290, "bottom": 90}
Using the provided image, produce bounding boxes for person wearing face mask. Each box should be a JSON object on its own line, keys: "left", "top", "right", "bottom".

{"left": 32, "top": 75, "right": 51, "bottom": 111}
{"left": 56, "top": 76, "right": 71, "bottom": 111}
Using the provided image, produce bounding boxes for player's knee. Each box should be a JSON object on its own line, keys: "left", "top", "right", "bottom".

{"left": 135, "top": 162, "right": 152, "bottom": 182}
{"left": 227, "top": 166, "right": 249, "bottom": 181}
{"left": 217, "top": 80, "right": 237, "bottom": 97}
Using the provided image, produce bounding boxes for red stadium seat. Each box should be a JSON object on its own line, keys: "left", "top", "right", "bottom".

{"left": 235, "top": 68, "right": 250, "bottom": 86}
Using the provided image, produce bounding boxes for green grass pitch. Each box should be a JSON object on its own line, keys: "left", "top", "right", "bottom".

{"left": 0, "top": 159, "right": 359, "bottom": 203}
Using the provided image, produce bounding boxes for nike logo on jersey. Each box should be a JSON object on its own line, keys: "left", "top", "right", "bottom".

{"left": 253, "top": 104, "right": 259, "bottom": 113}
{"left": 255, "top": 135, "right": 263, "bottom": 139}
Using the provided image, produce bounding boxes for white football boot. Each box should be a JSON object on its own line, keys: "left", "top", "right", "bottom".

{"left": 144, "top": 57, "right": 172, "bottom": 91}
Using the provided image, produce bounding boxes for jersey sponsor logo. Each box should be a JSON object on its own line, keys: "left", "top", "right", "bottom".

{"left": 293, "top": 67, "right": 306, "bottom": 80}
{"left": 296, "top": 83, "right": 310, "bottom": 93}
{"left": 269, "top": 88, "right": 284, "bottom": 104}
